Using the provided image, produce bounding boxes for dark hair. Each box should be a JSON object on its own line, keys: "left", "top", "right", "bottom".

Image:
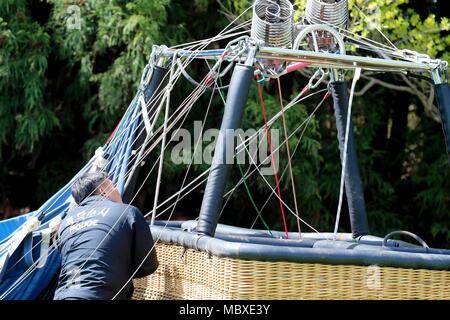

{"left": 71, "top": 172, "right": 108, "bottom": 204}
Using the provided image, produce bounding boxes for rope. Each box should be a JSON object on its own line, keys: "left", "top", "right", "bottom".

{"left": 176, "top": 59, "right": 230, "bottom": 91}
{"left": 353, "top": 4, "right": 398, "bottom": 50}
{"left": 163, "top": 68, "right": 219, "bottom": 228}
{"left": 150, "top": 53, "right": 177, "bottom": 225}
{"left": 149, "top": 89, "right": 327, "bottom": 230}
{"left": 276, "top": 78, "right": 302, "bottom": 239}
{"left": 4, "top": 62, "right": 193, "bottom": 299}
{"left": 237, "top": 163, "right": 274, "bottom": 237}
{"left": 333, "top": 68, "right": 362, "bottom": 240}
{"left": 249, "top": 90, "right": 331, "bottom": 233}
{"left": 152, "top": 90, "right": 329, "bottom": 234}
{"left": 237, "top": 133, "right": 320, "bottom": 234}
{"left": 256, "top": 77, "right": 289, "bottom": 239}
{"left": 3, "top": 8, "right": 354, "bottom": 296}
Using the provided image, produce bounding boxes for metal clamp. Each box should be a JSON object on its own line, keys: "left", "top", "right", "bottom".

{"left": 431, "top": 60, "right": 449, "bottom": 85}
{"left": 254, "top": 69, "right": 267, "bottom": 83}
{"left": 139, "top": 45, "right": 165, "bottom": 90}
{"left": 225, "top": 36, "right": 258, "bottom": 67}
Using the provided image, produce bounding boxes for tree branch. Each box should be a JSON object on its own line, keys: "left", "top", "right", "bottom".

{"left": 399, "top": 73, "right": 440, "bottom": 122}
{"left": 353, "top": 74, "right": 440, "bottom": 122}
{"left": 355, "top": 75, "right": 415, "bottom": 96}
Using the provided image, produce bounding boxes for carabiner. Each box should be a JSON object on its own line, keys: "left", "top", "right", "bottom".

{"left": 254, "top": 69, "right": 266, "bottom": 84}
{"left": 308, "top": 68, "right": 326, "bottom": 89}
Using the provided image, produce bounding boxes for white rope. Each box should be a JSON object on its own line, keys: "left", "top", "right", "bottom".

{"left": 112, "top": 58, "right": 241, "bottom": 302}
{"left": 333, "top": 68, "right": 361, "bottom": 240}
{"left": 21, "top": 67, "right": 171, "bottom": 234}
{"left": 2, "top": 72, "right": 188, "bottom": 299}
{"left": 149, "top": 89, "right": 328, "bottom": 220}
{"left": 4, "top": 9, "right": 296, "bottom": 255}
{"left": 171, "top": 22, "right": 252, "bottom": 50}
{"left": 123, "top": 91, "right": 167, "bottom": 190}
{"left": 353, "top": 4, "right": 398, "bottom": 50}
{"left": 235, "top": 89, "right": 322, "bottom": 155}
{"left": 276, "top": 78, "right": 302, "bottom": 239}
{"left": 139, "top": 95, "right": 153, "bottom": 135}
{"left": 150, "top": 88, "right": 325, "bottom": 227}
{"left": 203, "top": 70, "right": 324, "bottom": 232}
{"left": 251, "top": 93, "right": 328, "bottom": 231}
{"left": 4, "top": 9, "right": 401, "bottom": 257}
{"left": 238, "top": 94, "right": 329, "bottom": 232}
{"left": 2, "top": 0, "right": 367, "bottom": 297}
{"left": 150, "top": 53, "right": 177, "bottom": 225}
{"left": 163, "top": 80, "right": 219, "bottom": 224}
{"left": 56, "top": 67, "right": 202, "bottom": 283}
{"left": 238, "top": 135, "right": 320, "bottom": 234}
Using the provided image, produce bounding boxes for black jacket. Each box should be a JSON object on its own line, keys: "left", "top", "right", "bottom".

{"left": 54, "top": 196, "right": 158, "bottom": 300}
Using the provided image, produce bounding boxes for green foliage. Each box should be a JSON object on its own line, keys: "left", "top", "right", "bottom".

{"left": 0, "top": 0, "right": 171, "bottom": 203}
{"left": 0, "top": 2, "right": 54, "bottom": 152}
{"left": 48, "top": 0, "right": 169, "bottom": 134}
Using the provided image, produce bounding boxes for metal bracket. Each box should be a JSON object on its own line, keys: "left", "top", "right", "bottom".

{"left": 139, "top": 45, "right": 168, "bottom": 91}
{"left": 431, "top": 60, "right": 449, "bottom": 85}
{"left": 399, "top": 49, "right": 447, "bottom": 85}
{"left": 308, "top": 68, "right": 327, "bottom": 89}
{"left": 401, "top": 49, "right": 433, "bottom": 65}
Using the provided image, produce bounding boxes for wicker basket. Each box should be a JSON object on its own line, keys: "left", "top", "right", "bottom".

{"left": 132, "top": 242, "right": 450, "bottom": 300}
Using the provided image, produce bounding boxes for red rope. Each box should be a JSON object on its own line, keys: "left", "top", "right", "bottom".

{"left": 277, "top": 78, "right": 302, "bottom": 239}
{"left": 256, "top": 77, "right": 289, "bottom": 239}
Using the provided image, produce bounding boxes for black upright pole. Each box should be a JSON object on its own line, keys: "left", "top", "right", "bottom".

{"left": 196, "top": 63, "right": 254, "bottom": 237}
{"left": 123, "top": 66, "right": 168, "bottom": 203}
{"left": 434, "top": 82, "right": 450, "bottom": 164}
{"left": 330, "top": 81, "right": 369, "bottom": 237}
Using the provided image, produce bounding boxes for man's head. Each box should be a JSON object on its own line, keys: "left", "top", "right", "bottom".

{"left": 71, "top": 172, "right": 123, "bottom": 205}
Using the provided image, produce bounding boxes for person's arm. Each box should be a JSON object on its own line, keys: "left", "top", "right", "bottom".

{"left": 130, "top": 208, "right": 158, "bottom": 278}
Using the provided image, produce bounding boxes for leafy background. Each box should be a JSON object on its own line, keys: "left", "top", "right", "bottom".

{"left": 0, "top": 0, "right": 449, "bottom": 248}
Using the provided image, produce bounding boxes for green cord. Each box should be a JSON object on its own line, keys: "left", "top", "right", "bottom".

{"left": 237, "top": 163, "right": 274, "bottom": 237}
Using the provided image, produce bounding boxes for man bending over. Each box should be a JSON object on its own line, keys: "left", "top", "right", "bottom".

{"left": 54, "top": 172, "right": 158, "bottom": 300}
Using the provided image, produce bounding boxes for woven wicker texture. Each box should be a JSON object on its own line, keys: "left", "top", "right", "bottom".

{"left": 132, "top": 243, "right": 450, "bottom": 300}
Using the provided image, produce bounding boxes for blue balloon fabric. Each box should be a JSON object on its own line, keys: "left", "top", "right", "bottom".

{"left": 0, "top": 99, "right": 141, "bottom": 300}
